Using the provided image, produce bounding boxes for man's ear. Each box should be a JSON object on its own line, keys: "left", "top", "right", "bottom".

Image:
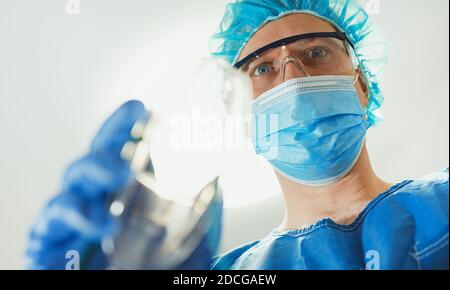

{"left": 356, "top": 69, "right": 369, "bottom": 108}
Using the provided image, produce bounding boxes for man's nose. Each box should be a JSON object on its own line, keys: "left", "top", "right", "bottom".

{"left": 280, "top": 56, "right": 310, "bottom": 82}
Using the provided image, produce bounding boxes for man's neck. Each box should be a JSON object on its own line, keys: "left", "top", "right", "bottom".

{"left": 277, "top": 144, "right": 393, "bottom": 231}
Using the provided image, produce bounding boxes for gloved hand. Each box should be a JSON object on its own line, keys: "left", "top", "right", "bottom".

{"left": 26, "top": 100, "right": 148, "bottom": 269}
{"left": 26, "top": 100, "right": 224, "bottom": 270}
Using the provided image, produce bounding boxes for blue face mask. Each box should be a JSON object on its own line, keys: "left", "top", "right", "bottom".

{"left": 252, "top": 75, "right": 369, "bottom": 186}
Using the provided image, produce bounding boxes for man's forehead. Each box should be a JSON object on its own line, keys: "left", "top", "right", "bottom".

{"left": 238, "top": 13, "right": 337, "bottom": 62}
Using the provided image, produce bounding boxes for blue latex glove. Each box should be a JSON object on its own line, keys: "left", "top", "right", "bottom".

{"left": 26, "top": 100, "right": 148, "bottom": 270}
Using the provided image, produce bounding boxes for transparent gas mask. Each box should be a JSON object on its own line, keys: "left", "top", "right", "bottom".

{"left": 103, "top": 58, "right": 252, "bottom": 270}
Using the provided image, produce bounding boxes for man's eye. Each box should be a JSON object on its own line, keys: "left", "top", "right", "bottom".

{"left": 307, "top": 47, "right": 329, "bottom": 59}
{"left": 251, "top": 63, "right": 272, "bottom": 76}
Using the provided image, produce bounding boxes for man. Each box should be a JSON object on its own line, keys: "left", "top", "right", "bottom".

{"left": 26, "top": 0, "right": 449, "bottom": 270}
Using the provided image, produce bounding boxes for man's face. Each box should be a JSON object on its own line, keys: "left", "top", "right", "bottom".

{"left": 238, "top": 13, "right": 369, "bottom": 109}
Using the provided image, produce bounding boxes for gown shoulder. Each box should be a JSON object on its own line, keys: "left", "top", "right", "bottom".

{"left": 210, "top": 167, "right": 449, "bottom": 270}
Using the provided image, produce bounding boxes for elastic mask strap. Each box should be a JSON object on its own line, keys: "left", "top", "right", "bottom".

{"left": 353, "top": 70, "right": 359, "bottom": 84}
{"left": 352, "top": 69, "right": 371, "bottom": 100}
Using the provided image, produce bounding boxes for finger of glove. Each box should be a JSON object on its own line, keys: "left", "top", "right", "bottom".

{"left": 62, "top": 152, "right": 132, "bottom": 200}
{"left": 28, "top": 192, "right": 117, "bottom": 242}
{"left": 26, "top": 192, "right": 116, "bottom": 269}
{"left": 26, "top": 234, "right": 108, "bottom": 270}
{"left": 90, "top": 100, "right": 148, "bottom": 157}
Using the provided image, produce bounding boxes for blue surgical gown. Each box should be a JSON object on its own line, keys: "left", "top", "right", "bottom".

{"left": 212, "top": 168, "right": 449, "bottom": 270}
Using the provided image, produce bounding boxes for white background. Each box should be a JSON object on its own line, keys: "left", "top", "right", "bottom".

{"left": 0, "top": 0, "right": 448, "bottom": 269}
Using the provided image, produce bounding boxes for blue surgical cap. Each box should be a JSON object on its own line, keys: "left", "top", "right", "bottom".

{"left": 210, "top": 0, "right": 388, "bottom": 127}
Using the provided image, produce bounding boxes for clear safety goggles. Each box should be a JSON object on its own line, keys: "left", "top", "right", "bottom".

{"left": 234, "top": 32, "right": 359, "bottom": 97}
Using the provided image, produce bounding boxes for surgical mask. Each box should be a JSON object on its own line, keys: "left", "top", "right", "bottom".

{"left": 252, "top": 75, "right": 369, "bottom": 186}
